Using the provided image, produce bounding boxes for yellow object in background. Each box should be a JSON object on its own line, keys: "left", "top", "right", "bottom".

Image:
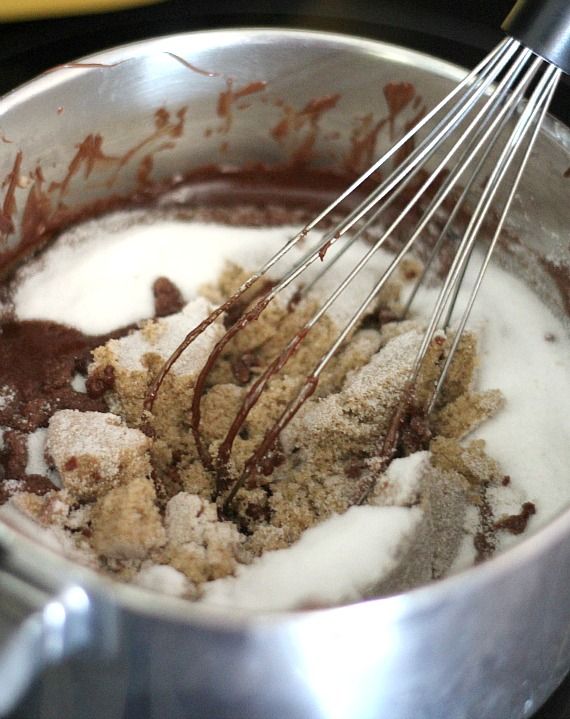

{"left": 0, "top": 0, "right": 162, "bottom": 21}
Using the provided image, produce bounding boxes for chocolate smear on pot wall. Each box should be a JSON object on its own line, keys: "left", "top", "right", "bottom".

{"left": 345, "top": 113, "right": 387, "bottom": 174}
{"left": 41, "top": 60, "right": 129, "bottom": 77}
{"left": 270, "top": 94, "right": 341, "bottom": 166}
{"left": 539, "top": 257, "right": 570, "bottom": 317}
{"left": 384, "top": 81, "right": 415, "bottom": 139}
{"left": 217, "top": 79, "right": 267, "bottom": 134}
{"left": 0, "top": 106, "right": 190, "bottom": 277}
{"left": 0, "top": 152, "right": 23, "bottom": 237}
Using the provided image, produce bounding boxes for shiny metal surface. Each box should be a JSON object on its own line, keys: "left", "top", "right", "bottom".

{"left": 0, "top": 29, "right": 569, "bottom": 719}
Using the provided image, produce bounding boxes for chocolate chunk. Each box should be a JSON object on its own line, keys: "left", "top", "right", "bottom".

{"left": 1, "top": 430, "right": 28, "bottom": 477}
{"left": 494, "top": 502, "right": 536, "bottom": 535}
{"left": 86, "top": 364, "right": 115, "bottom": 399}
{"left": 245, "top": 501, "right": 271, "bottom": 522}
{"left": 63, "top": 456, "right": 78, "bottom": 471}
{"left": 400, "top": 407, "right": 432, "bottom": 455}
{"left": 230, "top": 352, "right": 259, "bottom": 386}
{"left": 19, "top": 474, "right": 55, "bottom": 496}
{"left": 231, "top": 356, "right": 252, "bottom": 385}
{"left": 287, "top": 288, "right": 303, "bottom": 312}
{"left": 152, "top": 276, "right": 185, "bottom": 317}
{"left": 344, "top": 461, "right": 364, "bottom": 479}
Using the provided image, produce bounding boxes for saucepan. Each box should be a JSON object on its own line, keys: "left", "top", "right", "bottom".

{"left": 0, "top": 29, "right": 569, "bottom": 719}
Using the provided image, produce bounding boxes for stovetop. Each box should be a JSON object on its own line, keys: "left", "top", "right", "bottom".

{"left": 1, "top": 2, "right": 569, "bottom": 717}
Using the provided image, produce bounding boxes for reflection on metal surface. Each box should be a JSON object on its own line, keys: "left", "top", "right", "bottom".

{"left": 289, "top": 603, "right": 404, "bottom": 719}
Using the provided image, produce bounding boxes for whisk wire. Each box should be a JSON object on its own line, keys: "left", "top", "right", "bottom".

{"left": 409, "top": 53, "right": 544, "bottom": 379}
{"left": 428, "top": 62, "right": 561, "bottom": 410}
{"left": 312, "top": 39, "right": 523, "bottom": 250}
{"left": 296, "top": 47, "right": 539, "bottom": 377}
{"left": 296, "top": 37, "right": 519, "bottom": 242}
{"left": 401, "top": 52, "right": 538, "bottom": 320}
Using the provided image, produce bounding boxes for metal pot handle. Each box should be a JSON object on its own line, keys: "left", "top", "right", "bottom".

{"left": 0, "top": 563, "right": 98, "bottom": 716}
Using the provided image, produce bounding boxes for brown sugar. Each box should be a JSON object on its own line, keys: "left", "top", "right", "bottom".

{"left": 46, "top": 410, "right": 152, "bottom": 500}
{"left": 159, "top": 492, "right": 245, "bottom": 586}
{"left": 91, "top": 476, "right": 165, "bottom": 560}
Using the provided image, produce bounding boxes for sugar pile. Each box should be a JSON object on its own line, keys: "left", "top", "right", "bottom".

{"left": 203, "top": 504, "right": 424, "bottom": 610}
{"left": 12, "top": 211, "right": 399, "bottom": 333}
{"left": 3, "top": 209, "right": 570, "bottom": 605}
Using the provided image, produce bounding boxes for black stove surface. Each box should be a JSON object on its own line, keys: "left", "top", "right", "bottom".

{"left": 1, "top": 2, "right": 569, "bottom": 718}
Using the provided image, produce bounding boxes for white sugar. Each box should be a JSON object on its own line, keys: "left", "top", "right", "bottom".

{"left": 71, "top": 373, "right": 87, "bottom": 393}
{"left": 202, "top": 505, "right": 423, "bottom": 610}
{"left": 25, "top": 428, "right": 48, "bottom": 476}
{"left": 370, "top": 452, "right": 430, "bottom": 506}
{"left": 12, "top": 213, "right": 393, "bottom": 334}
{"left": 0, "top": 385, "right": 15, "bottom": 411}
{"left": 13, "top": 216, "right": 293, "bottom": 334}
{"left": 135, "top": 564, "right": 190, "bottom": 597}
{"left": 413, "top": 259, "right": 570, "bottom": 544}
{"left": 25, "top": 428, "right": 61, "bottom": 487}
{"left": 109, "top": 297, "right": 223, "bottom": 376}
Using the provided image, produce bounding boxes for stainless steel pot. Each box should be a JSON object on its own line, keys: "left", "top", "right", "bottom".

{"left": 0, "top": 29, "right": 569, "bottom": 719}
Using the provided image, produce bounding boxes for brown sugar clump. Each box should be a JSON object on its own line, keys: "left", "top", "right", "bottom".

{"left": 160, "top": 492, "right": 245, "bottom": 584}
{"left": 281, "top": 329, "right": 425, "bottom": 463}
{"left": 88, "top": 297, "right": 225, "bottom": 457}
{"left": 433, "top": 389, "right": 505, "bottom": 439}
{"left": 47, "top": 410, "right": 152, "bottom": 500}
{"left": 11, "top": 489, "right": 71, "bottom": 528}
{"left": 90, "top": 476, "right": 165, "bottom": 560}
{"left": 430, "top": 436, "right": 503, "bottom": 491}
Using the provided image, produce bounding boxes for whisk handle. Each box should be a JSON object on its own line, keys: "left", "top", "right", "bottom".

{"left": 502, "top": 0, "right": 570, "bottom": 74}
{"left": 501, "top": 0, "right": 570, "bottom": 75}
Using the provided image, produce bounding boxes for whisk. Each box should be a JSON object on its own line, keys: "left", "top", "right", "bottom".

{"left": 145, "top": 0, "right": 570, "bottom": 514}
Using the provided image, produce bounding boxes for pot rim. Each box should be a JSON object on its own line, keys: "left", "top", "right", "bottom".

{"left": 1, "top": 26, "right": 569, "bottom": 628}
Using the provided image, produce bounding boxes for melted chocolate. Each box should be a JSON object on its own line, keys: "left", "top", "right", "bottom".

{"left": 494, "top": 502, "right": 536, "bottom": 535}
{"left": 217, "top": 79, "right": 267, "bottom": 133}
{"left": 152, "top": 276, "right": 185, "bottom": 317}
{"left": 540, "top": 257, "right": 570, "bottom": 317}
{"left": 0, "top": 318, "right": 132, "bottom": 493}
{"left": 0, "top": 152, "right": 22, "bottom": 236}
